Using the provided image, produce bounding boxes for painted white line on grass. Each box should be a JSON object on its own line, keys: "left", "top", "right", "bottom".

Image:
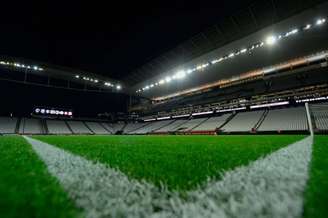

{"left": 24, "top": 136, "right": 313, "bottom": 218}
{"left": 160, "top": 136, "right": 313, "bottom": 218}
{"left": 23, "top": 136, "right": 174, "bottom": 218}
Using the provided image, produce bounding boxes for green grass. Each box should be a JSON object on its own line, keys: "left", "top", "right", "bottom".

{"left": 0, "top": 136, "right": 79, "bottom": 218}
{"left": 304, "top": 135, "right": 328, "bottom": 218}
{"left": 34, "top": 135, "right": 304, "bottom": 191}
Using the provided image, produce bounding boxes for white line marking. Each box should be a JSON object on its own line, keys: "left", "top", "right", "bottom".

{"left": 24, "top": 136, "right": 312, "bottom": 218}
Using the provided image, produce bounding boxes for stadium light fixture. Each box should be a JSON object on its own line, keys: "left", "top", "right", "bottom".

{"left": 228, "top": 53, "right": 235, "bottom": 58}
{"left": 303, "top": 24, "right": 311, "bottom": 30}
{"left": 75, "top": 75, "right": 80, "bottom": 78}
{"left": 116, "top": 85, "right": 122, "bottom": 90}
{"left": 175, "top": 70, "right": 186, "bottom": 79}
{"left": 265, "top": 35, "right": 277, "bottom": 45}
{"left": 165, "top": 76, "right": 172, "bottom": 83}
{"left": 159, "top": 79, "right": 165, "bottom": 85}
{"left": 240, "top": 48, "right": 247, "bottom": 53}
{"left": 316, "top": 18, "right": 326, "bottom": 26}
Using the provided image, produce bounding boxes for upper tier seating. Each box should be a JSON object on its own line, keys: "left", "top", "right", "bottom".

{"left": 19, "top": 118, "right": 43, "bottom": 134}
{"left": 176, "top": 118, "right": 208, "bottom": 132}
{"left": 258, "top": 107, "right": 308, "bottom": 131}
{"left": 311, "top": 103, "right": 328, "bottom": 131}
{"left": 131, "top": 120, "right": 173, "bottom": 134}
{"left": 0, "top": 117, "right": 17, "bottom": 134}
{"left": 85, "top": 122, "right": 110, "bottom": 134}
{"left": 47, "top": 120, "right": 72, "bottom": 134}
{"left": 221, "top": 110, "right": 264, "bottom": 132}
{"left": 192, "top": 113, "right": 231, "bottom": 131}
{"left": 66, "top": 121, "right": 92, "bottom": 134}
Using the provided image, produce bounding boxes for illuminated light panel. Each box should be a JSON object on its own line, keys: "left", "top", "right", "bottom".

{"left": 250, "top": 101, "right": 289, "bottom": 109}
{"left": 157, "top": 116, "right": 171, "bottom": 120}
{"left": 217, "top": 107, "right": 247, "bottom": 113}
{"left": 192, "top": 111, "right": 213, "bottom": 116}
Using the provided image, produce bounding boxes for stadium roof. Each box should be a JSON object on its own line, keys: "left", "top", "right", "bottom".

{"left": 130, "top": 1, "right": 328, "bottom": 98}
{"left": 124, "top": 0, "right": 327, "bottom": 88}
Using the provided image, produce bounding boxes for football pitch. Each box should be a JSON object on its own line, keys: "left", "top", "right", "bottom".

{"left": 0, "top": 135, "right": 327, "bottom": 218}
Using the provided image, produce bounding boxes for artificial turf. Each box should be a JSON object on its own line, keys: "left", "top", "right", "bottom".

{"left": 0, "top": 136, "right": 79, "bottom": 218}
{"left": 34, "top": 135, "right": 304, "bottom": 191}
{"left": 303, "top": 135, "right": 328, "bottom": 218}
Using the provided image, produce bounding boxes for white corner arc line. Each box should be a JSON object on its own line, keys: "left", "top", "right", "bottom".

{"left": 24, "top": 136, "right": 313, "bottom": 218}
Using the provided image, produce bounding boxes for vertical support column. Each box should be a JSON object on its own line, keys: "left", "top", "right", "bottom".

{"left": 305, "top": 103, "right": 314, "bottom": 136}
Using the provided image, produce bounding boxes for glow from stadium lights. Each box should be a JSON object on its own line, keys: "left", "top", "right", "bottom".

{"left": 116, "top": 85, "right": 122, "bottom": 90}
{"left": 136, "top": 16, "right": 327, "bottom": 93}
{"left": 150, "top": 84, "right": 154, "bottom": 88}
{"left": 75, "top": 75, "right": 80, "bottom": 78}
{"left": 265, "top": 35, "right": 277, "bottom": 45}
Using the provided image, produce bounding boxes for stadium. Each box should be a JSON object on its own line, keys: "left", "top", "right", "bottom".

{"left": 1, "top": 0, "right": 328, "bottom": 217}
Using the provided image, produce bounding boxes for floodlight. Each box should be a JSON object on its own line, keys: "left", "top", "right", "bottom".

{"left": 33, "top": 66, "right": 38, "bottom": 70}
{"left": 175, "top": 70, "right": 186, "bottom": 79}
{"left": 265, "top": 35, "right": 277, "bottom": 45}
{"left": 159, "top": 79, "right": 165, "bottom": 85}
{"left": 228, "top": 53, "right": 235, "bottom": 58}
{"left": 240, "top": 48, "right": 247, "bottom": 53}
{"left": 116, "top": 85, "right": 122, "bottom": 90}
{"left": 150, "top": 84, "right": 154, "bottom": 88}
{"left": 165, "top": 76, "right": 172, "bottom": 83}
{"left": 304, "top": 24, "right": 311, "bottom": 30}
{"left": 316, "top": 18, "right": 326, "bottom": 25}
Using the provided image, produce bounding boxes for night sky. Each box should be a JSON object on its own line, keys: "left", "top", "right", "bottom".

{"left": 0, "top": 0, "right": 254, "bottom": 79}
{"left": 0, "top": 0, "right": 267, "bottom": 116}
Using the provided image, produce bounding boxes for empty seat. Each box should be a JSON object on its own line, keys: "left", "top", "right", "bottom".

{"left": 47, "top": 120, "right": 72, "bottom": 134}
{"left": 67, "top": 121, "right": 92, "bottom": 134}
{"left": 132, "top": 120, "right": 173, "bottom": 134}
{"left": 85, "top": 122, "right": 110, "bottom": 134}
{"left": 258, "top": 107, "right": 308, "bottom": 131}
{"left": 311, "top": 103, "right": 328, "bottom": 130}
{"left": 193, "top": 114, "right": 231, "bottom": 131}
{"left": 176, "top": 118, "right": 208, "bottom": 132}
{"left": 222, "top": 110, "right": 263, "bottom": 132}
{"left": 19, "top": 118, "right": 43, "bottom": 134}
{"left": 155, "top": 119, "right": 188, "bottom": 132}
{"left": 0, "top": 117, "right": 17, "bottom": 134}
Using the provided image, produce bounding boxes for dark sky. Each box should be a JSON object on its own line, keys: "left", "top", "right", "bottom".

{"left": 0, "top": 0, "right": 254, "bottom": 80}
